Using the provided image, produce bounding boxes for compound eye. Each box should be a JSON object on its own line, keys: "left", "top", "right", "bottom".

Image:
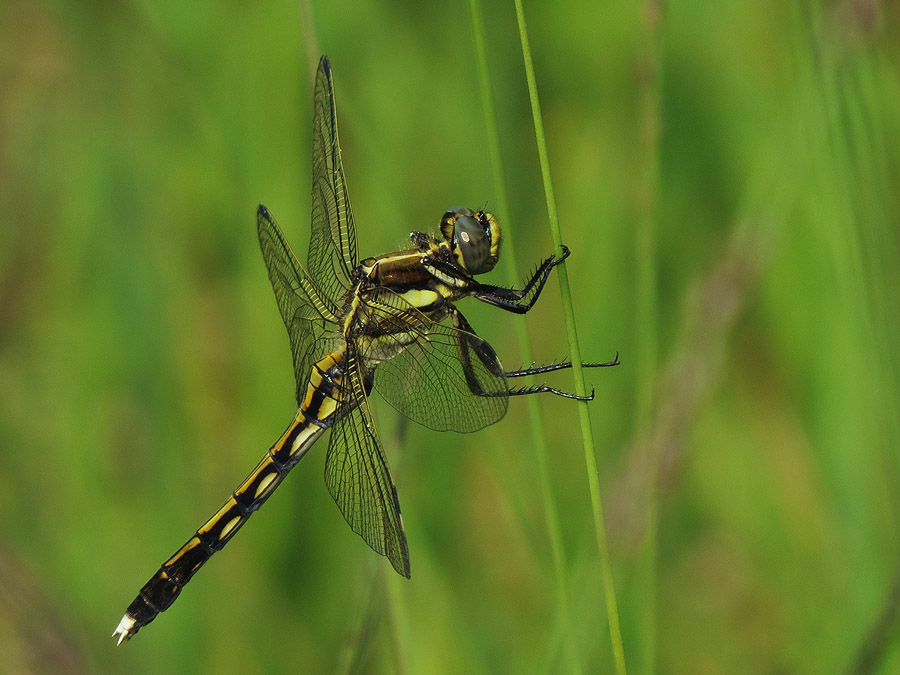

{"left": 444, "top": 207, "right": 472, "bottom": 218}
{"left": 453, "top": 214, "right": 495, "bottom": 274}
{"left": 440, "top": 207, "right": 472, "bottom": 240}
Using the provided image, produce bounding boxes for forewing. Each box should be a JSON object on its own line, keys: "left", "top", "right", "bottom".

{"left": 309, "top": 55, "right": 358, "bottom": 306}
{"left": 365, "top": 293, "right": 509, "bottom": 433}
{"left": 324, "top": 348, "right": 410, "bottom": 577}
{"left": 257, "top": 205, "right": 341, "bottom": 405}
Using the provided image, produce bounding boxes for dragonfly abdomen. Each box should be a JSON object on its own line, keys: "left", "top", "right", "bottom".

{"left": 297, "top": 350, "right": 346, "bottom": 430}
{"left": 113, "top": 351, "right": 349, "bottom": 644}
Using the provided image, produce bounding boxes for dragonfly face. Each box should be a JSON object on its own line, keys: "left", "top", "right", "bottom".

{"left": 113, "top": 55, "right": 617, "bottom": 645}
{"left": 440, "top": 207, "right": 500, "bottom": 275}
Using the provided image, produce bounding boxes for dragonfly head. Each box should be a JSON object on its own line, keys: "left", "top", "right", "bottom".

{"left": 440, "top": 208, "right": 501, "bottom": 275}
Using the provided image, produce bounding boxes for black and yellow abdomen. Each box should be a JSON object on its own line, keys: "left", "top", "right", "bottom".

{"left": 113, "top": 350, "right": 350, "bottom": 643}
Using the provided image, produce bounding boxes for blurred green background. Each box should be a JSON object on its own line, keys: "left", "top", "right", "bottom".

{"left": 2, "top": 0, "right": 899, "bottom": 672}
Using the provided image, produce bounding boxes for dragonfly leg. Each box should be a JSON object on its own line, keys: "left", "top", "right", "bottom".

{"left": 504, "top": 352, "right": 620, "bottom": 378}
{"left": 450, "top": 309, "right": 616, "bottom": 401}
{"left": 449, "top": 308, "right": 511, "bottom": 397}
{"left": 499, "top": 355, "right": 619, "bottom": 400}
{"left": 504, "top": 383, "right": 595, "bottom": 401}
{"left": 471, "top": 245, "right": 570, "bottom": 314}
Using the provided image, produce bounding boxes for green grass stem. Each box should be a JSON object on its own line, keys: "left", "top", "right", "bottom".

{"left": 512, "top": 1, "right": 627, "bottom": 672}
{"left": 468, "top": 1, "right": 581, "bottom": 672}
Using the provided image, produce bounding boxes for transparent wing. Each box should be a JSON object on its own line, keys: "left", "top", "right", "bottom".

{"left": 324, "top": 347, "right": 410, "bottom": 577}
{"left": 257, "top": 205, "right": 341, "bottom": 404}
{"left": 308, "top": 55, "right": 358, "bottom": 306}
{"left": 361, "top": 291, "right": 510, "bottom": 433}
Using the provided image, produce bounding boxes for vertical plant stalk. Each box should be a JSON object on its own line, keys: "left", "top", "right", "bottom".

{"left": 468, "top": 1, "right": 581, "bottom": 672}
{"left": 512, "top": 1, "right": 627, "bottom": 673}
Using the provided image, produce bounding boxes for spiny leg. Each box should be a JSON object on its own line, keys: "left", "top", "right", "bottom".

{"left": 450, "top": 308, "right": 617, "bottom": 401}
{"left": 505, "top": 352, "right": 620, "bottom": 377}
{"left": 450, "top": 308, "right": 509, "bottom": 399}
{"left": 472, "top": 245, "right": 571, "bottom": 314}
{"left": 499, "top": 354, "right": 620, "bottom": 400}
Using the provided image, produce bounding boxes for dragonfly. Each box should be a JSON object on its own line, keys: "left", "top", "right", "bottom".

{"left": 113, "top": 55, "right": 617, "bottom": 644}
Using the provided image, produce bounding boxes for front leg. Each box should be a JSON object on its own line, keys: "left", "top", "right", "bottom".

{"left": 472, "top": 245, "right": 570, "bottom": 314}
{"left": 421, "top": 249, "right": 472, "bottom": 289}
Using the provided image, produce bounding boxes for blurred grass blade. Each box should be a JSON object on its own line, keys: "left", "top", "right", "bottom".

{"left": 468, "top": 0, "right": 581, "bottom": 672}
{"left": 296, "top": 0, "right": 321, "bottom": 83}
{"left": 512, "top": 0, "right": 626, "bottom": 672}
{"left": 633, "top": 1, "right": 663, "bottom": 672}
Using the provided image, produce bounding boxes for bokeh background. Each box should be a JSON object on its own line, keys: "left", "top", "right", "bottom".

{"left": 2, "top": 0, "right": 899, "bottom": 673}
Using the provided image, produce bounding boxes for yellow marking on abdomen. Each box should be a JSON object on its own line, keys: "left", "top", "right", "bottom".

{"left": 231, "top": 455, "right": 281, "bottom": 502}
{"left": 311, "top": 397, "right": 339, "bottom": 426}
{"left": 219, "top": 516, "right": 242, "bottom": 540}
{"left": 254, "top": 470, "right": 278, "bottom": 499}
{"left": 200, "top": 500, "right": 239, "bottom": 537}
{"left": 164, "top": 538, "right": 202, "bottom": 571}
{"left": 300, "top": 351, "right": 346, "bottom": 417}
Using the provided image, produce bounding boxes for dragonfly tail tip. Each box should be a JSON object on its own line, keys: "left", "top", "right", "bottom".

{"left": 112, "top": 613, "right": 138, "bottom": 645}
